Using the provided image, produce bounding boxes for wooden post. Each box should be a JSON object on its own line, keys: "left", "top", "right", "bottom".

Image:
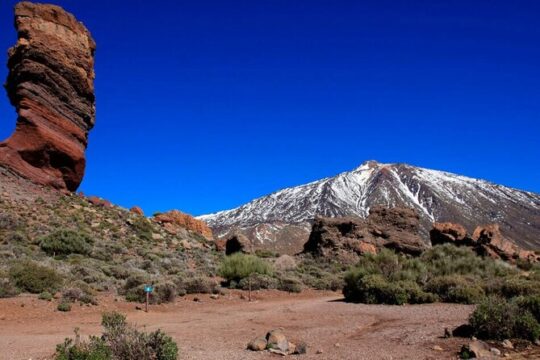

{"left": 145, "top": 291, "right": 149, "bottom": 312}
{"left": 248, "top": 274, "right": 252, "bottom": 302}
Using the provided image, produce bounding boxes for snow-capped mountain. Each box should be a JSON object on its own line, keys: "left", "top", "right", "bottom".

{"left": 199, "top": 161, "right": 540, "bottom": 254}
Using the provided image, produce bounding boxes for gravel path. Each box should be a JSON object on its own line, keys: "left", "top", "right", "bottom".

{"left": 0, "top": 290, "right": 473, "bottom": 360}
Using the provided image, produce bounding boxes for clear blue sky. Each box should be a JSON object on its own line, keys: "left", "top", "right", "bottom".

{"left": 0, "top": 0, "right": 538, "bottom": 216}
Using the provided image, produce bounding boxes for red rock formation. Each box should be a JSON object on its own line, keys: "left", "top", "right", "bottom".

{"left": 430, "top": 222, "right": 538, "bottom": 263}
{"left": 303, "top": 206, "right": 429, "bottom": 263}
{"left": 130, "top": 206, "right": 144, "bottom": 216}
{"left": 0, "top": 2, "right": 96, "bottom": 191}
{"left": 430, "top": 222, "right": 472, "bottom": 246}
{"left": 472, "top": 224, "right": 539, "bottom": 262}
{"left": 154, "top": 210, "right": 213, "bottom": 240}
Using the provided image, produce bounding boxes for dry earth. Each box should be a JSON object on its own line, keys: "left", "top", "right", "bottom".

{"left": 0, "top": 290, "right": 480, "bottom": 360}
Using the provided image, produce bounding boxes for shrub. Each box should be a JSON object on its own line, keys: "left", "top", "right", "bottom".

{"left": 0, "top": 278, "right": 20, "bottom": 298}
{"left": 469, "top": 296, "right": 540, "bottom": 341}
{"left": 57, "top": 302, "right": 72, "bottom": 312}
{"left": 38, "top": 291, "right": 53, "bottom": 301}
{"left": 180, "top": 276, "right": 217, "bottom": 294}
{"left": 424, "top": 276, "right": 484, "bottom": 304}
{"left": 273, "top": 255, "right": 297, "bottom": 271}
{"left": 55, "top": 333, "right": 111, "bottom": 360}
{"left": 55, "top": 312, "right": 178, "bottom": 360}
{"left": 130, "top": 218, "right": 154, "bottom": 241}
{"left": 238, "top": 274, "right": 278, "bottom": 290}
{"left": 9, "top": 261, "right": 62, "bottom": 293}
{"left": 154, "top": 282, "right": 176, "bottom": 304}
{"left": 219, "top": 254, "right": 272, "bottom": 283}
{"left": 278, "top": 277, "right": 303, "bottom": 293}
{"left": 62, "top": 288, "right": 97, "bottom": 305}
{"left": 40, "top": 230, "right": 94, "bottom": 256}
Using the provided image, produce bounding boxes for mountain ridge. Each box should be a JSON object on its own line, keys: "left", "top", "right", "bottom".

{"left": 199, "top": 160, "right": 540, "bottom": 254}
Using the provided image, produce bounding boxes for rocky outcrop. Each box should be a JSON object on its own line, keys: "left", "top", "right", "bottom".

{"left": 430, "top": 222, "right": 539, "bottom": 263}
{"left": 153, "top": 210, "right": 213, "bottom": 240}
{"left": 0, "top": 2, "right": 96, "bottom": 191}
{"left": 472, "top": 224, "right": 538, "bottom": 262}
{"left": 303, "top": 206, "right": 429, "bottom": 262}
{"left": 430, "top": 222, "right": 472, "bottom": 246}
{"left": 225, "top": 233, "right": 253, "bottom": 255}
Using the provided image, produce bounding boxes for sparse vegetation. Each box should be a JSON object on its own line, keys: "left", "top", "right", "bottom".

{"left": 9, "top": 260, "right": 62, "bottom": 294}
{"left": 469, "top": 296, "right": 540, "bottom": 341}
{"left": 343, "top": 245, "right": 538, "bottom": 305}
{"left": 39, "top": 229, "right": 94, "bottom": 256}
{"left": 54, "top": 312, "right": 178, "bottom": 360}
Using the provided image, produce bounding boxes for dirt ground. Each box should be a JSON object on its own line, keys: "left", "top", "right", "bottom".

{"left": 0, "top": 290, "right": 489, "bottom": 360}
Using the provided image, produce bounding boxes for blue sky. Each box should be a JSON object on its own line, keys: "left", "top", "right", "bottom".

{"left": 0, "top": 0, "right": 538, "bottom": 216}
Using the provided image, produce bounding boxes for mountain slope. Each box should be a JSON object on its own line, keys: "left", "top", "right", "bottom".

{"left": 199, "top": 161, "right": 540, "bottom": 254}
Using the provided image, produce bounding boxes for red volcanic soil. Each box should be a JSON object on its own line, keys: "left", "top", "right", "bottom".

{"left": 0, "top": 290, "right": 480, "bottom": 360}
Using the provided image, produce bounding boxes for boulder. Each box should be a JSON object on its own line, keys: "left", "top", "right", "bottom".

{"left": 473, "top": 224, "right": 539, "bottom": 262}
{"left": 303, "top": 206, "right": 429, "bottom": 261}
{"left": 247, "top": 337, "right": 267, "bottom": 351}
{"left": 266, "top": 329, "right": 289, "bottom": 353}
{"left": 461, "top": 340, "right": 495, "bottom": 359}
{"left": 130, "top": 206, "right": 144, "bottom": 216}
{"left": 225, "top": 233, "right": 253, "bottom": 255}
{"left": 87, "top": 196, "right": 112, "bottom": 208}
{"left": 0, "top": 2, "right": 96, "bottom": 192}
{"left": 154, "top": 210, "right": 213, "bottom": 240}
{"left": 430, "top": 222, "right": 472, "bottom": 246}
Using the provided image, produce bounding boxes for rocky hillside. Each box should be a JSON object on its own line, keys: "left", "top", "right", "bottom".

{"left": 200, "top": 161, "right": 540, "bottom": 254}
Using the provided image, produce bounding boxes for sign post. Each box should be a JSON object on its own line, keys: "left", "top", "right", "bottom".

{"left": 144, "top": 285, "right": 154, "bottom": 312}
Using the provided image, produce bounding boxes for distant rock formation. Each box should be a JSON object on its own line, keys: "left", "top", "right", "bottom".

{"left": 0, "top": 2, "right": 96, "bottom": 191}
{"left": 225, "top": 233, "right": 253, "bottom": 255}
{"left": 303, "top": 206, "right": 429, "bottom": 263}
{"left": 430, "top": 222, "right": 538, "bottom": 263}
{"left": 153, "top": 210, "right": 213, "bottom": 240}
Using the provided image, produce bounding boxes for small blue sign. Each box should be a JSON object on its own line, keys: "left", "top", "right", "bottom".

{"left": 144, "top": 285, "right": 154, "bottom": 293}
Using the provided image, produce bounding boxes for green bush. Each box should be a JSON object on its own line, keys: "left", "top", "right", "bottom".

{"left": 130, "top": 218, "right": 154, "bottom": 241}
{"left": 469, "top": 296, "right": 540, "bottom": 341}
{"left": 62, "top": 288, "right": 97, "bottom": 305}
{"left": 55, "top": 312, "right": 178, "bottom": 360}
{"left": 424, "top": 276, "right": 484, "bottom": 304}
{"left": 9, "top": 261, "right": 62, "bottom": 293}
{"left": 219, "top": 254, "right": 272, "bottom": 283}
{"left": 238, "top": 274, "right": 278, "bottom": 290}
{"left": 39, "top": 291, "right": 53, "bottom": 301}
{"left": 342, "top": 245, "right": 524, "bottom": 305}
{"left": 40, "top": 230, "right": 94, "bottom": 256}
{"left": 57, "top": 302, "right": 72, "bottom": 312}
{"left": 0, "top": 278, "right": 20, "bottom": 298}
{"left": 278, "top": 277, "right": 303, "bottom": 293}
{"left": 181, "top": 276, "right": 217, "bottom": 294}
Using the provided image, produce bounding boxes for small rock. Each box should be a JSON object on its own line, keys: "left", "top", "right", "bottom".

{"left": 462, "top": 340, "right": 492, "bottom": 359}
{"left": 491, "top": 347, "right": 502, "bottom": 356}
{"left": 316, "top": 349, "right": 323, "bottom": 354}
{"left": 193, "top": 297, "right": 200, "bottom": 302}
{"left": 334, "top": 343, "right": 341, "bottom": 348}
{"left": 266, "top": 329, "right": 289, "bottom": 352}
{"left": 444, "top": 327, "right": 452, "bottom": 338}
{"left": 210, "top": 294, "right": 219, "bottom": 300}
{"left": 432, "top": 345, "right": 443, "bottom": 351}
{"left": 288, "top": 342, "right": 296, "bottom": 355}
{"left": 294, "top": 342, "right": 307, "bottom": 355}
{"left": 247, "top": 337, "right": 267, "bottom": 351}
{"left": 502, "top": 339, "right": 514, "bottom": 349}
{"left": 268, "top": 348, "right": 287, "bottom": 356}
{"left": 135, "top": 306, "right": 142, "bottom": 311}
{"left": 534, "top": 339, "right": 540, "bottom": 346}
